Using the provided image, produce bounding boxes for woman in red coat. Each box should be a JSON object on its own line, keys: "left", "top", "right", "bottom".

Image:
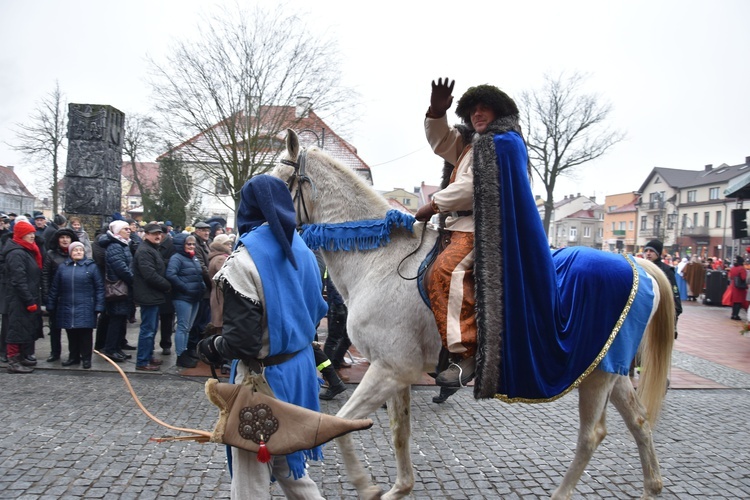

{"left": 728, "top": 255, "right": 747, "bottom": 320}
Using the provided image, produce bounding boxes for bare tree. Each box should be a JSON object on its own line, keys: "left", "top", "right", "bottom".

{"left": 122, "top": 113, "right": 160, "bottom": 217}
{"left": 147, "top": 3, "right": 357, "bottom": 219}
{"left": 520, "top": 72, "right": 625, "bottom": 236}
{"left": 12, "top": 81, "right": 67, "bottom": 214}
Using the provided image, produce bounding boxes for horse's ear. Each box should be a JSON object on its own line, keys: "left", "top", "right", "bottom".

{"left": 286, "top": 128, "right": 300, "bottom": 161}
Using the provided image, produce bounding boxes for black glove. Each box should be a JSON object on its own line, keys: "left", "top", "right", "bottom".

{"left": 197, "top": 335, "right": 223, "bottom": 366}
{"left": 429, "top": 78, "right": 455, "bottom": 117}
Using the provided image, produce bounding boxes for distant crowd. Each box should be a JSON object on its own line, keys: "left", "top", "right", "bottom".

{"left": 0, "top": 211, "right": 234, "bottom": 373}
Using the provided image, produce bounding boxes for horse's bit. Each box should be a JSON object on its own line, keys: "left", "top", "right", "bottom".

{"left": 281, "top": 149, "right": 317, "bottom": 229}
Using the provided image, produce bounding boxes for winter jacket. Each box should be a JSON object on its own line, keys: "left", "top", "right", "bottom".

{"left": 41, "top": 228, "right": 79, "bottom": 302}
{"left": 2, "top": 239, "right": 43, "bottom": 343}
{"left": 100, "top": 232, "right": 134, "bottom": 316}
{"left": 133, "top": 239, "right": 172, "bottom": 306}
{"left": 167, "top": 233, "right": 206, "bottom": 303}
{"left": 47, "top": 258, "right": 105, "bottom": 329}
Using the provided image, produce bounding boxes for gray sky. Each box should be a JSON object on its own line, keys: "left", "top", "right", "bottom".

{"left": 1, "top": 0, "right": 749, "bottom": 204}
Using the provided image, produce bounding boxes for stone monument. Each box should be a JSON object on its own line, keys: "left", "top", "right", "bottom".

{"left": 64, "top": 104, "right": 125, "bottom": 236}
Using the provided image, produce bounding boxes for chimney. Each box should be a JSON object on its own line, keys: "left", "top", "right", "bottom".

{"left": 577, "top": 192, "right": 581, "bottom": 197}
{"left": 296, "top": 96, "right": 311, "bottom": 118}
{"left": 6, "top": 165, "right": 13, "bottom": 171}
{"left": 590, "top": 195, "right": 596, "bottom": 203}
{"left": 705, "top": 164, "right": 713, "bottom": 172}
{"left": 746, "top": 156, "right": 750, "bottom": 166}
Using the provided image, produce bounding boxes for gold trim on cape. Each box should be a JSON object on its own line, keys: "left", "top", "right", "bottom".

{"left": 493, "top": 253, "right": 639, "bottom": 404}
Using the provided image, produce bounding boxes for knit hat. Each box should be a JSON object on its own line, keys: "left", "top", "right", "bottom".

{"left": 13, "top": 220, "right": 35, "bottom": 238}
{"left": 109, "top": 220, "right": 129, "bottom": 234}
{"left": 643, "top": 239, "right": 663, "bottom": 256}
{"left": 68, "top": 241, "right": 85, "bottom": 253}
{"left": 210, "top": 234, "right": 233, "bottom": 251}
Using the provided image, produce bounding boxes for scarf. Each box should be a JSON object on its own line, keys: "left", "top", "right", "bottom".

{"left": 107, "top": 230, "right": 129, "bottom": 246}
{"left": 12, "top": 233, "right": 43, "bottom": 269}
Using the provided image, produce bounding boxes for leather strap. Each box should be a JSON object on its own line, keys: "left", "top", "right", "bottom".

{"left": 243, "top": 350, "right": 300, "bottom": 373}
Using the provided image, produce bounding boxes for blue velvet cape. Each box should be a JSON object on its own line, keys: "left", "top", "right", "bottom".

{"left": 479, "top": 132, "right": 654, "bottom": 402}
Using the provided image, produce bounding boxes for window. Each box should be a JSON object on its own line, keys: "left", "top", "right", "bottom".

{"left": 583, "top": 226, "right": 591, "bottom": 237}
{"left": 681, "top": 214, "right": 688, "bottom": 229}
{"left": 608, "top": 205, "right": 617, "bottom": 212}
{"left": 215, "top": 177, "right": 230, "bottom": 195}
{"left": 687, "top": 190, "right": 697, "bottom": 202}
{"left": 641, "top": 215, "right": 647, "bottom": 230}
{"left": 667, "top": 213, "right": 677, "bottom": 230}
{"left": 611, "top": 221, "right": 615, "bottom": 231}
{"left": 703, "top": 212, "right": 710, "bottom": 228}
{"left": 629, "top": 221, "right": 633, "bottom": 230}
{"left": 619, "top": 221, "right": 626, "bottom": 230}
{"left": 569, "top": 227, "right": 578, "bottom": 239}
{"left": 598, "top": 228, "right": 603, "bottom": 238}
{"left": 403, "top": 198, "right": 411, "bottom": 206}
{"left": 693, "top": 213, "right": 698, "bottom": 227}
{"left": 716, "top": 211, "right": 722, "bottom": 228}
{"left": 654, "top": 215, "right": 662, "bottom": 233}
{"left": 709, "top": 187, "right": 719, "bottom": 200}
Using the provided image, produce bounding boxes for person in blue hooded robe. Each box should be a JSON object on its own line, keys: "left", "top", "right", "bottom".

{"left": 197, "top": 175, "right": 328, "bottom": 499}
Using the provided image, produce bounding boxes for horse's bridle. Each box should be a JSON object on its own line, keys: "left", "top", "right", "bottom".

{"left": 281, "top": 149, "right": 317, "bottom": 229}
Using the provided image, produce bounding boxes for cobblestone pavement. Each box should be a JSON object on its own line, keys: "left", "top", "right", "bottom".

{"left": 0, "top": 369, "right": 749, "bottom": 499}
{"left": 1, "top": 300, "right": 749, "bottom": 498}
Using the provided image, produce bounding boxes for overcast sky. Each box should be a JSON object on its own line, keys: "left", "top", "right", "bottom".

{"left": 1, "top": 0, "right": 749, "bottom": 204}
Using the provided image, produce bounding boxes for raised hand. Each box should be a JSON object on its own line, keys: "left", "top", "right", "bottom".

{"left": 429, "top": 78, "right": 455, "bottom": 117}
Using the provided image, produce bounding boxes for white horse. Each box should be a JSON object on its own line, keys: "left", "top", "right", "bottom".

{"left": 272, "top": 129, "right": 674, "bottom": 500}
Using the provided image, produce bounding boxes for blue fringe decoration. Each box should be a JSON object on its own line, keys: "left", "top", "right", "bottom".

{"left": 301, "top": 210, "right": 415, "bottom": 251}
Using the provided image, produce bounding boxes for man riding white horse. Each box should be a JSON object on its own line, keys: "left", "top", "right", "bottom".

{"left": 415, "top": 78, "right": 524, "bottom": 388}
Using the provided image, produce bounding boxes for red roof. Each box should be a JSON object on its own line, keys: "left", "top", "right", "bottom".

{"left": 157, "top": 105, "right": 372, "bottom": 184}
{"left": 0, "top": 165, "right": 35, "bottom": 198}
{"left": 121, "top": 162, "right": 159, "bottom": 196}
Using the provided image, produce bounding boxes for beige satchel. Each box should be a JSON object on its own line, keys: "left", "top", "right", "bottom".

{"left": 205, "top": 378, "right": 373, "bottom": 455}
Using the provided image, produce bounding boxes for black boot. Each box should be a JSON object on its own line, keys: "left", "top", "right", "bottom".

{"left": 320, "top": 381, "right": 346, "bottom": 400}
{"left": 432, "top": 386, "right": 459, "bottom": 404}
{"left": 176, "top": 351, "right": 197, "bottom": 368}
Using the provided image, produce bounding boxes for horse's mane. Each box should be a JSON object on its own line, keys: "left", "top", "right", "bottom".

{"left": 305, "top": 147, "right": 391, "bottom": 216}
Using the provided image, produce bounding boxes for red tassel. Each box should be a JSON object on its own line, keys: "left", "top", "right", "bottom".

{"left": 257, "top": 440, "right": 271, "bottom": 463}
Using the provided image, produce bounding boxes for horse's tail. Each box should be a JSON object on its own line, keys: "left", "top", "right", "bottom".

{"left": 634, "top": 257, "right": 675, "bottom": 426}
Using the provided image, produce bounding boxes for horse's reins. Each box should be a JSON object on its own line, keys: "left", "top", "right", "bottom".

{"left": 281, "top": 149, "right": 317, "bottom": 230}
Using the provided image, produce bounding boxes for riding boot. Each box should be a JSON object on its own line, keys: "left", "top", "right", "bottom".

{"left": 7, "top": 355, "right": 34, "bottom": 374}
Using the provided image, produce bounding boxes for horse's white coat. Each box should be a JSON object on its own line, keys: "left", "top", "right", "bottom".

{"left": 273, "top": 130, "right": 674, "bottom": 500}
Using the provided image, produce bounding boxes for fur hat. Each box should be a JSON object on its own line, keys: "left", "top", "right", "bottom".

{"left": 643, "top": 239, "right": 663, "bottom": 256}
{"left": 455, "top": 84, "right": 519, "bottom": 126}
{"left": 13, "top": 220, "right": 35, "bottom": 238}
{"left": 109, "top": 220, "right": 129, "bottom": 234}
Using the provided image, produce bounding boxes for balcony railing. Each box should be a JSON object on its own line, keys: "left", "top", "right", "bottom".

{"left": 681, "top": 226, "right": 710, "bottom": 237}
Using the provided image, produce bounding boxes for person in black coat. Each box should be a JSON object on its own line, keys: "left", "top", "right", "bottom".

{"left": 41, "top": 227, "right": 79, "bottom": 362}
{"left": 46, "top": 241, "right": 105, "bottom": 368}
{"left": 132, "top": 223, "right": 172, "bottom": 371}
{"left": 2, "top": 221, "right": 44, "bottom": 374}
{"left": 100, "top": 221, "right": 135, "bottom": 362}
{"left": 157, "top": 226, "right": 176, "bottom": 355}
